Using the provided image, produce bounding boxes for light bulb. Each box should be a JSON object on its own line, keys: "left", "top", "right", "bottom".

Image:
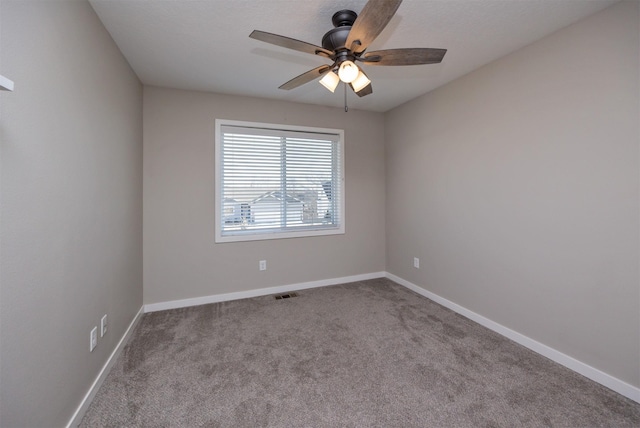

{"left": 351, "top": 70, "right": 371, "bottom": 93}
{"left": 338, "top": 61, "right": 359, "bottom": 83}
{"left": 319, "top": 70, "right": 340, "bottom": 92}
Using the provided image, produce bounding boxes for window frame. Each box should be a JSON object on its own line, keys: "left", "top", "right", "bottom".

{"left": 215, "top": 119, "right": 345, "bottom": 243}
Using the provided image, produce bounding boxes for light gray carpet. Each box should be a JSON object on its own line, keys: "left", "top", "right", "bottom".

{"left": 80, "top": 278, "right": 640, "bottom": 427}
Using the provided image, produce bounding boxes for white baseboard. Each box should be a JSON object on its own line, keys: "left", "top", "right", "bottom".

{"left": 385, "top": 272, "right": 640, "bottom": 404}
{"left": 143, "top": 271, "right": 387, "bottom": 313}
{"left": 66, "top": 306, "right": 144, "bottom": 428}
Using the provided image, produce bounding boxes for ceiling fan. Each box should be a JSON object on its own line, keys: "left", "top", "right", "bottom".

{"left": 249, "top": 0, "right": 446, "bottom": 98}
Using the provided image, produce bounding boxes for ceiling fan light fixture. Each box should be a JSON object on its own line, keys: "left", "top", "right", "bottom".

{"left": 319, "top": 70, "right": 340, "bottom": 92}
{"left": 338, "top": 60, "right": 359, "bottom": 83}
{"left": 351, "top": 70, "right": 371, "bottom": 92}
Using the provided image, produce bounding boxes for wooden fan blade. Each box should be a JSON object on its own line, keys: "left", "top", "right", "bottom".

{"left": 345, "top": 0, "right": 403, "bottom": 54}
{"left": 351, "top": 82, "right": 373, "bottom": 97}
{"left": 279, "top": 65, "right": 332, "bottom": 90}
{"left": 250, "top": 30, "right": 334, "bottom": 58}
{"left": 360, "top": 48, "right": 447, "bottom": 65}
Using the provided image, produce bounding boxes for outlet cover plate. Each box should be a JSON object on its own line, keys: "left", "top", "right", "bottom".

{"left": 90, "top": 327, "right": 98, "bottom": 352}
{"left": 100, "top": 314, "right": 107, "bottom": 337}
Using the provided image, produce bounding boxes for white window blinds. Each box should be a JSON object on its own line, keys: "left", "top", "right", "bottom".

{"left": 215, "top": 120, "right": 344, "bottom": 242}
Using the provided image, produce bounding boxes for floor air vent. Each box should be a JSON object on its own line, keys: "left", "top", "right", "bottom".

{"left": 274, "top": 292, "right": 298, "bottom": 300}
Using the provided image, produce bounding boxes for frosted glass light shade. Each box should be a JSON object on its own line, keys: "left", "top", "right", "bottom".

{"left": 338, "top": 61, "right": 359, "bottom": 83}
{"left": 351, "top": 71, "right": 371, "bottom": 92}
{"left": 319, "top": 71, "right": 340, "bottom": 92}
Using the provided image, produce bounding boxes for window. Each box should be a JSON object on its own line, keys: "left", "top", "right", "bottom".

{"left": 215, "top": 120, "right": 345, "bottom": 243}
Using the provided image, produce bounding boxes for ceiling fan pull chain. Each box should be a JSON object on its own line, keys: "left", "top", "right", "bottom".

{"left": 344, "top": 82, "right": 348, "bottom": 112}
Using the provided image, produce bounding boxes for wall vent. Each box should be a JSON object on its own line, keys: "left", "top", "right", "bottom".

{"left": 274, "top": 292, "right": 298, "bottom": 300}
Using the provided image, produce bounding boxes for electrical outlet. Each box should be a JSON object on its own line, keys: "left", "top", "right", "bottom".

{"left": 90, "top": 327, "right": 98, "bottom": 352}
{"left": 413, "top": 257, "right": 420, "bottom": 269}
{"left": 100, "top": 314, "right": 107, "bottom": 337}
{"left": 259, "top": 260, "right": 267, "bottom": 271}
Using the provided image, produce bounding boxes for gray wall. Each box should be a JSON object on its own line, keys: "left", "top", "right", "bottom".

{"left": 0, "top": 1, "right": 143, "bottom": 426}
{"left": 143, "top": 87, "right": 385, "bottom": 304}
{"left": 385, "top": 0, "right": 639, "bottom": 387}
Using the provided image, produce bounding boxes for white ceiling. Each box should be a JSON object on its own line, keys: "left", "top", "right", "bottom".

{"left": 89, "top": 0, "right": 617, "bottom": 112}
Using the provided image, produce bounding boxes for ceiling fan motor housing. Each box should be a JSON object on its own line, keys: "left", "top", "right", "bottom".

{"left": 322, "top": 10, "right": 357, "bottom": 52}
